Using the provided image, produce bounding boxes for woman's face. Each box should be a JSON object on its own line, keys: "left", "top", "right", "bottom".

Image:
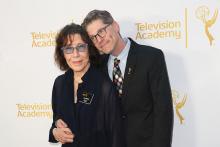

{"left": 62, "top": 34, "right": 90, "bottom": 73}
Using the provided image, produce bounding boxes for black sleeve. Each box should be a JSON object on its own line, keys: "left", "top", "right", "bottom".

{"left": 149, "top": 50, "right": 174, "bottom": 147}
{"left": 48, "top": 79, "right": 59, "bottom": 143}
{"left": 102, "top": 79, "right": 125, "bottom": 147}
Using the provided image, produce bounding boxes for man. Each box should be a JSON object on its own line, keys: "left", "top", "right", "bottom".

{"left": 81, "top": 10, "right": 174, "bottom": 147}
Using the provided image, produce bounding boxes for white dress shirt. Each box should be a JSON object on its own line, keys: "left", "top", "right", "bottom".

{"left": 108, "top": 38, "right": 131, "bottom": 80}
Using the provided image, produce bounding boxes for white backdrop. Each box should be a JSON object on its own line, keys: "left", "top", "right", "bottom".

{"left": 0, "top": 0, "right": 220, "bottom": 147}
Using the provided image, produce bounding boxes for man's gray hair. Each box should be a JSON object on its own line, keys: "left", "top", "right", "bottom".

{"left": 82, "top": 10, "right": 114, "bottom": 29}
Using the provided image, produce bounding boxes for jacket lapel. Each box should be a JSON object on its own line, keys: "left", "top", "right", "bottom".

{"left": 62, "top": 70, "right": 76, "bottom": 123}
{"left": 121, "top": 39, "right": 138, "bottom": 105}
{"left": 102, "top": 39, "right": 138, "bottom": 106}
{"left": 64, "top": 70, "right": 81, "bottom": 134}
{"left": 101, "top": 54, "right": 110, "bottom": 77}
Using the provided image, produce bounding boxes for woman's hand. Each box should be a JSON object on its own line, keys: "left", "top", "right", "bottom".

{"left": 53, "top": 119, "right": 75, "bottom": 144}
{"left": 53, "top": 127, "right": 74, "bottom": 144}
{"left": 56, "top": 119, "right": 68, "bottom": 128}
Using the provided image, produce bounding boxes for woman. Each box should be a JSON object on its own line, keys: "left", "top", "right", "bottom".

{"left": 48, "top": 23, "right": 124, "bottom": 147}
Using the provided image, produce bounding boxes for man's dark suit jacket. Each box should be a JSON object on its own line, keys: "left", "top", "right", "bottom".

{"left": 102, "top": 38, "right": 174, "bottom": 147}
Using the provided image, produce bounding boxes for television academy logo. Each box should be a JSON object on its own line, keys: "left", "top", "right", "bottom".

{"left": 196, "top": 6, "right": 218, "bottom": 46}
{"left": 172, "top": 90, "right": 187, "bottom": 124}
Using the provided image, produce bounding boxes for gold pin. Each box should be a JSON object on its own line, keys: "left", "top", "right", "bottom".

{"left": 128, "top": 67, "right": 132, "bottom": 75}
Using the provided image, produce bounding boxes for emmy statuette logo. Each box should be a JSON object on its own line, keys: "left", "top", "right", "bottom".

{"left": 196, "top": 6, "right": 218, "bottom": 46}
{"left": 172, "top": 90, "right": 187, "bottom": 124}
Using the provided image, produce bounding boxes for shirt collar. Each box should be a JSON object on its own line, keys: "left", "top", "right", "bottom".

{"left": 109, "top": 37, "right": 130, "bottom": 61}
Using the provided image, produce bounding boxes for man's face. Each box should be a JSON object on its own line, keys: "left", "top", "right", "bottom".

{"left": 86, "top": 19, "right": 119, "bottom": 54}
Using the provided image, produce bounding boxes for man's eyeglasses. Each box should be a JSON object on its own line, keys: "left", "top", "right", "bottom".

{"left": 90, "top": 24, "right": 111, "bottom": 42}
{"left": 61, "top": 43, "right": 88, "bottom": 54}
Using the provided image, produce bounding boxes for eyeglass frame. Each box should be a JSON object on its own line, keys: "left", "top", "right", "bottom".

{"left": 61, "top": 43, "right": 88, "bottom": 54}
{"left": 89, "top": 23, "right": 111, "bottom": 42}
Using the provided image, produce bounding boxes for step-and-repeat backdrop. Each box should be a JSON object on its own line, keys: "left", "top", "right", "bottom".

{"left": 0, "top": 0, "right": 219, "bottom": 147}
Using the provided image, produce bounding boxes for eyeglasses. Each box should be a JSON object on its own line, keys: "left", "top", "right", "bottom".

{"left": 61, "top": 43, "right": 88, "bottom": 54}
{"left": 90, "top": 24, "right": 111, "bottom": 42}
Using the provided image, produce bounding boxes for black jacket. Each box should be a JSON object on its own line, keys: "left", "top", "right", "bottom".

{"left": 49, "top": 65, "right": 124, "bottom": 147}
{"left": 102, "top": 38, "right": 174, "bottom": 147}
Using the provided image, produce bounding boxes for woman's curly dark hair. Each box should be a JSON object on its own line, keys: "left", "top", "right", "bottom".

{"left": 54, "top": 23, "right": 100, "bottom": 71}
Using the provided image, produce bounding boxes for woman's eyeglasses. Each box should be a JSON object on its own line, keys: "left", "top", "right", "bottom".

{"left": 61, "top": 43, "right": 88, "bottom": 54}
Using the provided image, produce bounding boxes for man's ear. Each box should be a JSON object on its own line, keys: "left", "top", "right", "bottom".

{"left": 112, "top": 20, "right": 120, "bottom": 33}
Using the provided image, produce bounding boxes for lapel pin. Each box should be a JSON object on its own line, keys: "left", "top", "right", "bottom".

{"left": 128, "top": 67, "right": 132, "bottom": 75}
